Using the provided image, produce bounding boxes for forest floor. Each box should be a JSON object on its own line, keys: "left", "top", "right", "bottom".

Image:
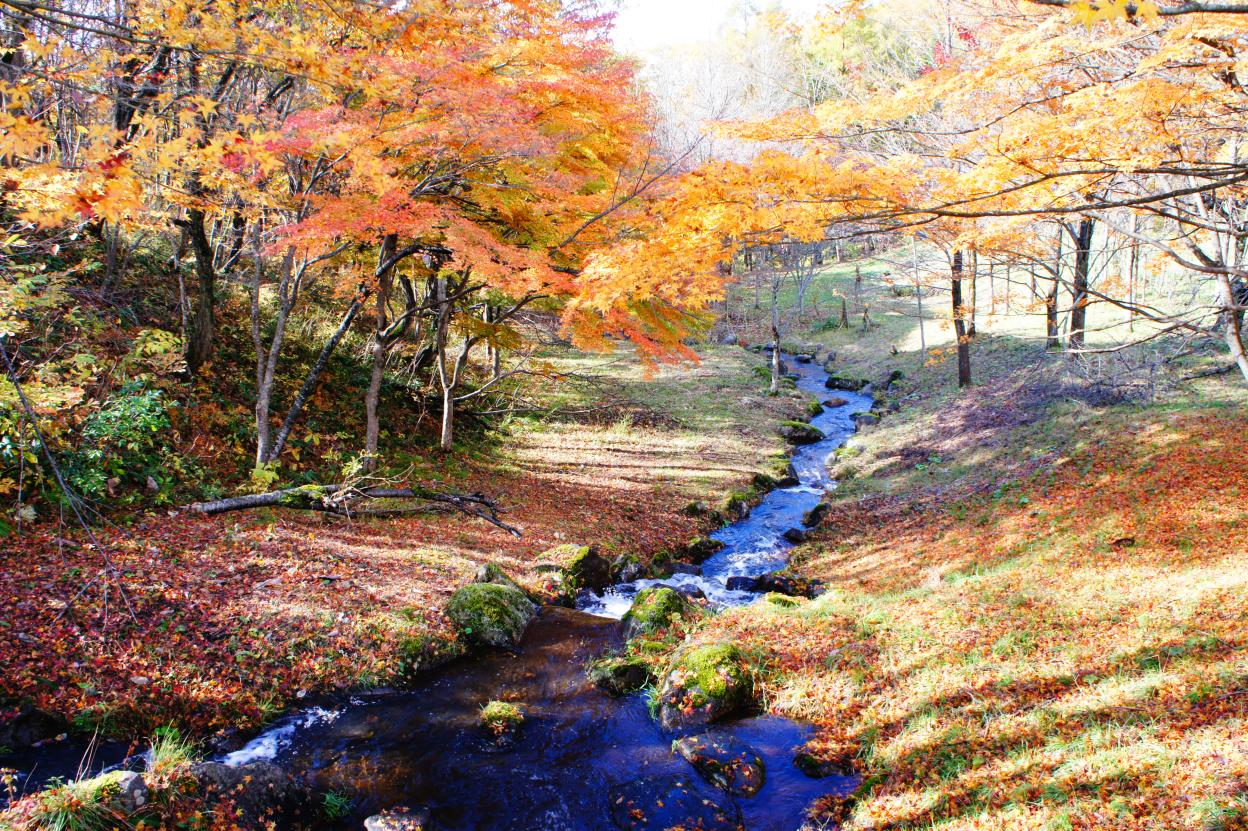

{"left": 0, "top": 344, "right": 804, "bottom": 743}
{"left": 685, "top": 258, "right": 1248, "bottom": 830}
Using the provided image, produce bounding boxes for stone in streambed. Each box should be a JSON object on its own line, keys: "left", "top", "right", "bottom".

{"left": 552, "top": 544, "right": 613, "bottom": 593}
{"left": 779, "top": 421, "right": 825, "bottom": 445}
{"left": 673, "top": 733, "right": 767, "bottom": 797}
{"left": 445, "top": 582, "right": 537, "bottom": 649}
{"left": 823, "top": 396, "right": 850, "bottom": 408}
{"left": 622, "top": 587, "right": 697, "bottom": 639}
{"left": 753, "top": 570, "right": 826, "bottom": 599}
{"left": 0, "top": 706, "right": 67, "bottom": 749}
{"left": 191, "top": 762, "right": 310, "bottom": 828}
{"left": 657, "top": 644, "right": 753, "bottom": 731}
{"left": 725, "top": 576, "right": 755, "bottom": 592}
{"left": 608, "top": 775, "right": 742, "bottom": 831}
{"left": 803, "top": 502, "right": 830, "bottom": 528}
{"left": 364, "top": 807, "right": 432, "bottom": 831}
{"left": 682, "top": 536, "right": 726, "bottom": 564}
{"left": 826, "top": 374, "right": 869, "bottom": 391}
{"left": 782, "top": 528, "right": 807, "bottom": 544}
{"left": 588, "top": 655, "right": 653, "bottom": 696}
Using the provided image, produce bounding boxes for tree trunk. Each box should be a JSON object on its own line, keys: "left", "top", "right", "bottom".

{"left": 184, "top": 209, "right": 216, "bottom": 375}
{"left": 769, "top": 276, "right": 782, "bottom": 394}
{"left": 1216, "top": 272, "right": 1248, "bottom": 382}
{"left": 265, "top": 287, "right": 368, "bottom": 464}
{"left": 364, "top": 235, "right": 398, "bottom": 470}
{"left": 1068, "top": 218, "right": 1095, "bottom": 350}
{"left": 966, "top": 250, "right": 978, "bottom": 339}
{"left": 952, "top": 251, "right": 972, "bottom": 388}
{"left": 1045, "top": 278, "right": 1061, "bottom": 350}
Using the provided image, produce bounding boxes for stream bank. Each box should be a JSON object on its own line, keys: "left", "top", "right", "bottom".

{"left": 5, "top": 350, "right": 871, "bottom": 831}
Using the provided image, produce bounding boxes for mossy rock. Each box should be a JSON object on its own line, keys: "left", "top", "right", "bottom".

{"left": 479, "top": 700, "right": 524, "bottom": 739}
{"left": 778, "top": 421, "right": 825, "bottom": 445}
{"left": 474, "top": 562, "right": 525, "bottom": 594}
{"left": 445, "top": 583, "right": 537, "bottom": 649}
{"left": 683, "top": 536, "right": 726, "bottom": 564}
{"left": 547, "top": 543, "right": 612, "bottom": 593}
{"left": 826, "top": 374, "right": 869, "bottom": 391}
{"left": 587, "top": 655, "right": 653, "bottom": 696}
{"left": 806, "top": 399, "right": 825, "bottom": 417}
{"left": 623, "top": 587, "right": 697, "bottom": 639}
{"left": 657, "top": 644, "right": 753, "bottom": 731}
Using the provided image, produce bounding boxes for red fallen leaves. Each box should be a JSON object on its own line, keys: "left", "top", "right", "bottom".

{"left": 0, "top": 458, "right": 704, "bottom": 739}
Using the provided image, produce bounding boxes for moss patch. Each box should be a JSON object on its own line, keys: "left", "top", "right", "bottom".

{"left": 445, "top": 583, "right": 536, "bottom": 649}
{"left": 622, "top": 587, "right": 697, "bottom": 639}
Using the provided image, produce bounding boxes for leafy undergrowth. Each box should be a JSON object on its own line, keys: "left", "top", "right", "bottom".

{"left": 0, "top": 344, "right": 801, "bottom": 741}
{"left": 697, "top": 409, "right": 1248, "bottom": 830}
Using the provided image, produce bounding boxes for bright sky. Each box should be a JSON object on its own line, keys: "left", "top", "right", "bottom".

{"left": 610, "top": 0, "right": 828, "bottom": 53}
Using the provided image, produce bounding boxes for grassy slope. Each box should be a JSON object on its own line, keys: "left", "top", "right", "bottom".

{"left": 0, "top": 342, "right": 806, "bottom": 739}
{"left": 693, "top": 257, "right": 1248, "bottom": 830}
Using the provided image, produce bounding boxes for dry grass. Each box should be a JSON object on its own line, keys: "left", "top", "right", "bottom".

{"left": 700, "top": 410, "right": 1248, "bottom": 831}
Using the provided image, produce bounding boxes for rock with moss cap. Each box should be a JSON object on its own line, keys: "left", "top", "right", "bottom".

{"left": 657, "top": 644, "right": 753, "bottom": 731}
{"left": 445, "top": 582, "right": 537, "bottom": 649}
{"left": 778, "top": 421, "right": 825, "bottom": 445}
{"left": 474, "top": 562, "right": 526, "bottom": 593}
{"left": 479, "top": 700, "right": 524, "bottom": 742}
{"left": 622, "top": 587, "right": 697, "bottom": 640}
{"left": 546, "top": 543, "right": 612, "bottom": 593}
{"left": 588, "top": 655, "right": 653, "bottom": 696}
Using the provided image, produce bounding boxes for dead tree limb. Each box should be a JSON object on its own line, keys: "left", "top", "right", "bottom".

{"left": 185, "top": 484, "right": 521, "bottom": 536}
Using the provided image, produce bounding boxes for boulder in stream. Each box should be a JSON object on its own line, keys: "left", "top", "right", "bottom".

{"left": 622, "top": 587, "right": 697, "bottom": 639}
{"left": 778, "top": 421, "right": 825, "bottom": 445}
{"left": 0, "top": 705, "right": 67, "bottom": 749}
{"left": 826, "top": 374, "right": 869, "bottom": 391}
{"left": 445, "top": 582, "right": 537, "bottom": 649}
{"left": 608, "top": 775, "right": 743, "bottom": 831}
{"left": 550, "top": 544, "right": 613, "bottom": 593}
{"left": 803, "top": 501, "right": 830, "bottom": 528}
{"left": 588, "top": 655, "right": 653, "bottom": 696}
{"left": 753, "top": 570, "right": 826, "bottom": 599}
{"left": 364, "top": 807, "right": 432, "bottom": 831}
{"left": 657, "top": 644, "right": 753, "bottom": 731}
{"left": 823, "top": 396, "right": 850, "bottom": 408}
{"left": 682, "top": 536, "right": 725, "bottom": 564}
{"left": 190, "top": 761, "right": 311, "bottom": 828}
{"left": 673, "top": 733, "right": 767, "bottom": 797}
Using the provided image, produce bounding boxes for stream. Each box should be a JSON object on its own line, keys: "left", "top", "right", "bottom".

{"left": 7, "top": 353, "right": 873, "bottom": 830}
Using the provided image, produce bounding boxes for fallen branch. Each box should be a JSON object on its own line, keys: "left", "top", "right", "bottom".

{"left": 185, "top": 484, "right": 521, "bottom": 536}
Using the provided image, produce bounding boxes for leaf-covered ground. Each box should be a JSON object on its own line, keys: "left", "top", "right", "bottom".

{"left": 694, "top": 409, "right": 1248, "bottom": 830}
{"left": 0, "top": 345, "right": 803, "bottom": 741}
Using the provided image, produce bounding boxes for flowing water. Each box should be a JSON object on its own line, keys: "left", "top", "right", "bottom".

{"left": 580, "top": 354, "right": 874, "bottom": 617}
{"left": 7, "top": 353, "right": 872, "bottom": 830}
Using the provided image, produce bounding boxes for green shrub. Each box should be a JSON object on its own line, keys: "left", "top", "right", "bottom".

{"left": 63, "top": 381, "right": 175, "bottom": 503}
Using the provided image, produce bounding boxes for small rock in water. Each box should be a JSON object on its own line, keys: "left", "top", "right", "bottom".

{"left": 673, "top": 733, "right": 767, "bottom": 797}
{"left": 588, "top": 655, "right": 653, "bottom": 696}
{"left": 725, "top": 576, "right": 755, "bottom": 592}
{"left": 823, "top": 396, "right": 850, "bottom": 408}
{"left": 608, "top": 775, "right": 742, "bottom": 830}
{"left": 674, "top": 585, "right": 707, "bottom": 601}
{"left": 782, "top": 528, "right": 807, "bottom": 544}
{"left": 753, "top": 571, "right": 826, "bottom": 599}
{"left": 669, "top": 562, "right": 700, "bottom": 576}
{"left": 364, "top": 807, "right": 432, "bottom": 831}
